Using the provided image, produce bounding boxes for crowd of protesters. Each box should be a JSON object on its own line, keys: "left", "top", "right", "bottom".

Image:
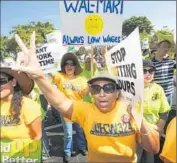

{"left": 0, "top": 31, "right": 176, "bottom": 163}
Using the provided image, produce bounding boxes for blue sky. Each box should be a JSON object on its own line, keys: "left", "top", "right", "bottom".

{"left": 1, "top": 1, "right": 176, "bottom": 37}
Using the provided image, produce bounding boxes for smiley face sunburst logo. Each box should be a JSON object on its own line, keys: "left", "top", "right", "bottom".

{"left": 84, "top": 14, "right": 104, "bottom": 35}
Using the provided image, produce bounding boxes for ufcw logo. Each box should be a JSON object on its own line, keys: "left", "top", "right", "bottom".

{"left": 90, "top": 121, "right": 135, "bottom": 137}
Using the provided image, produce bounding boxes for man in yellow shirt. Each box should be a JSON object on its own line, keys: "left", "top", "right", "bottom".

{"left": 14, "top": 32, "right": 160, "bottom": 163}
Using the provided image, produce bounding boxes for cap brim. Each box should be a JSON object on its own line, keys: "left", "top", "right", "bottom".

{"left": 88, "top": 76, "right": 117, "bottom": 85}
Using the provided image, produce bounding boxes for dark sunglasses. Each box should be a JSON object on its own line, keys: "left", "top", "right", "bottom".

{"left": 64, "top": 62, "right": 76, "bottom": 67}
{"left": 143, "top": 68, "right": 155, "bottom": 74}
{"left": 0, "top": 78, "right": 11, "bottom": 85}
{"left": 90, "top": 83, "right": 116, "bottom": 95}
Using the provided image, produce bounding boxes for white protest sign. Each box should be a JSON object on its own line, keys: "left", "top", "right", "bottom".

{"left": 36, "top": 43, "right": 66, "bottom": 74}
{"left": 46, "top": 30, "right": 62, "bottom": 46}
{"left": 105, "top": 28, "right": 144, "bottom": 128}
{"left": 141, "top": 38, "right": 149, "bottom": 50}
{"left": 59, "top": 0, "right": 124, "bottom": 46}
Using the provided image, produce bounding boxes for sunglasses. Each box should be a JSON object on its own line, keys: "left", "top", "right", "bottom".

{"left": 0, "top": 78, "right": 11, "bottom": 85}
{"left": 64, "top": 63, "right": 76, "bottom": 67}
{"left": 90, "top": 83, "right": 116, "bottom": 95}
{"left": 143, "top": 68, "right": 155, "bottom": 74}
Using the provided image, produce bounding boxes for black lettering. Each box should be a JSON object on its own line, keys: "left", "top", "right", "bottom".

{"left": 117, "top": 123, "right": 123, "bottom": 133}
{"left": 43, "top": 46, "right": 47, "bottom": 52}
{"left": 43, "top": 53, "right": 48, "bottom": 59}
{"left": 109, "top": 123, "right": 118, "bottom": 135}
{"left": 116, "top": 50, "right": 122, "bottom": 62}
{"left": 39, "top": 60, "right": 44, "bottom": 66}
{"left": 36, "top": 46, "right": 47, "bottom": 54}
{"left": 126, "top": 81, "right": 130, "bottom": 92}
{"left": 47, "top": 52, "right": 52, "bottom": 58}
{"left": 125, "top": 64, "right": 132, "bottom": 78}
{"left": 111, "top": 52, "right": 116, "bottom": 64}
{"left": 119, "top": 66, "right": 124, "bottom": 77}
{"left": 120, "top": 48, "right": 126, "bottom": 61}
{"left": 131, "top": 63, "right": 137, "bottom": 79}
{"left": 131, "top": 82, "right": 135, "bottom": 96}
{"left": 123, "top": 65, "right": 128, "bottom": 77}
{"left": 38, "top": 54, "right": 43, "bottom": 60}
{"left": 100, "top": 123, "right": 105, "bottom": 134}
{"left": 117, "top": 79, "right": 135, "bottom": 96}
{"left": 103, "top": 124, "right": 110, "bottom": 134}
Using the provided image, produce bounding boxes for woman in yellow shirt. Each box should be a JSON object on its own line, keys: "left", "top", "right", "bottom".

{"left": 51, "top": 52, "right": 89, "bottom": 162}
{"left": 0, "top": 59, "right": 42, "bottom": 140}
{"left": 137, "top": 60, "right": 171, "bottom": 163}
{"left": 14, "top": 32, "right": 160, "bottom": 163}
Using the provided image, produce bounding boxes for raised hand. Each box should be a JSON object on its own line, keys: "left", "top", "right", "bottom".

{"left": 12, "top": 31, "right": 44, "bottom": 79}
{"left": 127, "top": 104, "right": 143, "bottom": 131}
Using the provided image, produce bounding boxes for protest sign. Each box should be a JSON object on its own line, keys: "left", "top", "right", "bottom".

{"left": 59, "top": 0, "right": 124, "bottom": 45}
{"left": 0, "top": 139, "right": 41, "bottom": 163}
{"left": 46, "top": 30, "right": 63, "bottom": 46}
{"left": 141, "top": 38, "right": 149, "bottom": 50}
{"left": 105, "top": 28, "right": 144, "bottom": 128}
{"left": 36, "top": 42, "right": 66, "bottom": 74}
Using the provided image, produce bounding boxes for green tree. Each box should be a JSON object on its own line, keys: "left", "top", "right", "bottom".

{"left": 150, "top": 29, "right": 176, "bottom": 58}
{"left": 10, "top": 21, "right": 55, "bottom": 47}
{"left": 140, "top": 31, "right": 151, "bottom": 40}
{"left": 0, "top": 21, "right": 55, "bottom": 60}
{"left": 1, "top": 36, "right": 9, "bottom": 50}
{"left": 0, "top": 36, "right": 13, "bottom": 60}
{"left": 156, "top": 29, "right": 174, "bottom": 42}
{"left": 122, "top": 16, "right": 153, "bottom": 37}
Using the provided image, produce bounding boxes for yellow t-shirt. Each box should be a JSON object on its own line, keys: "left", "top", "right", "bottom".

{"left": 1, "top": 97, "right": 42, "bottom": 140}
{"left": 160, "top": 117, "right": 176, "bottom": 163}
{"left": 52, "top": 72, "right": 88, "bottom": 100}
{"left": 143, "top": 83, "right": 171, "bottom": 124}
{"left": 71, "top": 100, "right": 140, "bottom": 163}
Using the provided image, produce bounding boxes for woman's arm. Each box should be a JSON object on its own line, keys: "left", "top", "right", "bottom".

{"left": 156, "top": 112, "right": 169, "bottom": 136}
{"left": 28, "top": 117, "right": 42, "bottom": 140}
{"left": 128, "top": 105, "right": 160, "bottom": 153}
{"left": 140, "top": 118, "right": 160, "bottom": 153}
{"left": 14, "top": 32, "right": 73, "bottom": 120}
{"left": 35, "top": 75, "right": 73, "bottom": 119}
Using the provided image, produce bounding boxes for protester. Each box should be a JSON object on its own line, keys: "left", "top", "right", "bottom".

{"left": 50, "top": 52, "right": 88, "bottom": 162}
{"left": 0, "top": 58, "right": 42, "bottom": 140}
{"left": 152, "top": 40, "right": 176, "bottom": 163}
{"left": 137, "top": 60, "right": 171, "bottom": 163}
{"left": 160, "top": 117, "right": 176, "bottom": 163}
{"left": 13, "top": 32, "right": 160, "bottom": 163}
{"left": 152, "top": 40, "right": 176, "bottom": 106}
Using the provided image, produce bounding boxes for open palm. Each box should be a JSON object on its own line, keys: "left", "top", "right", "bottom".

{"left": 13, "top": 31, "right": 44, "bottom": 79}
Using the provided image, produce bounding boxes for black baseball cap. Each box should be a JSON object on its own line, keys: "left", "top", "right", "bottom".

{"left": 143, "top": 60, "right": 155, "bottom": 69}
